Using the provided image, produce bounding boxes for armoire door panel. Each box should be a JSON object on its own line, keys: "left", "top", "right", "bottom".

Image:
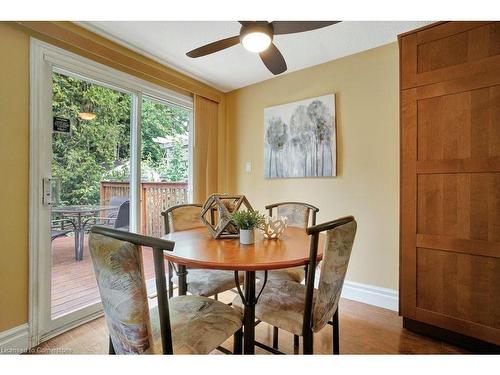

{"left": 417, "top": 22, "right": 500, "bottom": 74}
{"left": 417, "top": 173, "right": 500, "bottom": 242}
{"left": 401, "top": 22, "right": 500, "bottom": 89}
{"left": 416, "top": 248, "right": 500, "bottom": 331}
{"left": 417, "top": 86, "right": 500, "bottom": 161}
{"left": 416, "top": 21, "right": 492, "bottom": 45}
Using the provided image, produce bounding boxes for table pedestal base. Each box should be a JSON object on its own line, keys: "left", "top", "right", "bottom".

{"left": 234, "top": 270, "right": 268, "bottom": 355}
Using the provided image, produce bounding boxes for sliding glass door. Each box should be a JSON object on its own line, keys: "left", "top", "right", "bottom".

{"left": 50, "top": 71, "right": 132, "bottom": 320}
{"left": 140, "top": 96, "right": 192, "bottom": 236}
{"left": 31, "top": 39, "right": 193, "bottom": 344}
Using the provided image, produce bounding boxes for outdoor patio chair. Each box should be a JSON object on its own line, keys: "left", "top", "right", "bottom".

{"left": 89, "top": 226, "right": 243, "bottom": 354}
{"left": 51, "top": 218, "right": 74, "bottom": 241}
{"left": 113, "top": 200, "right": 130, "bottom": 230}
{"left": 161, "top": 203, "right": 244, "bottom": 299}
{"left": 233, "top": 216, "right": 357, "bottom": 355}
{"left": 95, "top": 196, "right": 129, "bottom": 227}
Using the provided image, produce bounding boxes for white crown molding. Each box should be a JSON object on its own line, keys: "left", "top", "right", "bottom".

{"left": 0, "top": 324, "right": 29, "bottom": 354}
{"left": 75, "top": 21, "right": 223, "bottom": 91}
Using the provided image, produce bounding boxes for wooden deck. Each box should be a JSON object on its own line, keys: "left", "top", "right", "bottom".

{"left": 51, "top": 235, "right": 157, "bottom": 318}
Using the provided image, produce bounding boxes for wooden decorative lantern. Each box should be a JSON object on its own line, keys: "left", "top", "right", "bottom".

{"left": 200, "top": 194, "right": 253, "bottom": 239}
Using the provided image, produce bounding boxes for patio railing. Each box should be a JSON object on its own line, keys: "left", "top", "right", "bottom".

{"left": 100, "top": 181, "right": 189, "bottom": 237}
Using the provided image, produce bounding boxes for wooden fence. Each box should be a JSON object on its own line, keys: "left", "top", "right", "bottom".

{"left": 100, "top": 181, "right": 189, "bottom": 237}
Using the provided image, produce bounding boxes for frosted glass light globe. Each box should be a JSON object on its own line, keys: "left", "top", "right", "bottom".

{"left": 241, "top": 32, "right": 272, "bottom": 53}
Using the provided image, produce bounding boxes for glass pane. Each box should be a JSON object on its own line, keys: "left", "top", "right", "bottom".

{"left": 51, "top": 72, "right": 131, "bottom": 319}
{"left": 140, "top": 96, "right": 191, "bottom": 237}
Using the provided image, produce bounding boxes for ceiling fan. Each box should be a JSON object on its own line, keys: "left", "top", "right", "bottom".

{"left": 186, "top": 21, "right": 340, "bottom": 75}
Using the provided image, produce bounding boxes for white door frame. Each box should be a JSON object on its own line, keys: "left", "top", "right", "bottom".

{"left": 29, "top": 38, "right": 193, "bottom": 347}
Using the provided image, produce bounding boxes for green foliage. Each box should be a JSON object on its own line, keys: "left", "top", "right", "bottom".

{"left": 52, "top": 73, "right": 190, "bottom": 205}
{"left": 229, "top": 210, "right": 265, "bottom": 230}
{"left": 52, "top": 73, "right": 131, "bottom": 205}
{"left": 140, "top": 97, "right": 190, "bottom": 172}
{"left": 165, "top": 140, "right": 188, "bottom": 182}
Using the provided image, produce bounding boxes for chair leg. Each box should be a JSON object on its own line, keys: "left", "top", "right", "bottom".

{"left": 214, "top": 293, "right": 218, "bottom": 301}
{"left": 272, "top": 326, "right": 279, "bottom": 349}
{"left": 332, "top": 308, "right": 339, "bottom": 355}
{"left": 167, "top": 261, "right": 174, "bottom": 298}
{"left": 293, "top": 335, "right": 299, "bottom": 354}
{"left": 108, "top": 336, "right": 115, "bottom": 354}
{"left": 303, "top": 329, "right": 313, "bottom": 354}
{"left": 233, "top": 328, "right": 243, "bottom": 354}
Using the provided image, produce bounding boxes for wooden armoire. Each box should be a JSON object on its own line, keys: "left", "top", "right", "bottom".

{"left": 399, "top": 21, "right": 500, "bottom": 351}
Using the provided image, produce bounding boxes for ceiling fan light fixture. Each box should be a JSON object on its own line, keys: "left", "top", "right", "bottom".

{"left": 241, "top": 31, "right": 272, "bottom": 53}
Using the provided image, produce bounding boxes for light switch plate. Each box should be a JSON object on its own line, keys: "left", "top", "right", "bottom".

{"left": 245, "top": 161, "right": 252, "bottom": 173}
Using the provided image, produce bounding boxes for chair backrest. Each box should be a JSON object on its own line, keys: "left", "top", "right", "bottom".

{"left": 114, "top": 200, "right": 130, "bottom": 230}
{"left": 88, "top": 226, "right": 175, "bottom": 354}
{"left": 107, "top": 196, "right": 130, "bottom": 218}
{"left": 89, "top": 232, "right": 153, "bottom": 353}
{"left": 161, "top": 203, "right": 203, "bottom": 234}
{"left": 302, "top": 216, "right": 357, "bottom": 333}
{"left": 266, "top": 202, "right": 319, "bottom": 228}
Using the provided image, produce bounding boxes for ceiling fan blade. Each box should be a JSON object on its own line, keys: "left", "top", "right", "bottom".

{"left": 186, "top": 35, "right": 240, "bottom": 58}
{"left": 271, "top": 21, "right": 340, "bottom": 35}
{"left": 260, "top": 43, "right": 287, "bottom": 75}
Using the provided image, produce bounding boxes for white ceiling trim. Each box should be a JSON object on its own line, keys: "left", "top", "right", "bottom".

{"left": 76, "top": 21, "right": 217, "bottom": 90}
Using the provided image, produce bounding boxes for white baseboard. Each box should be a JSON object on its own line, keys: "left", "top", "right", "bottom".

{"left": 0, "top": 324, "right": 29, "bottom": 354}
{"left": 341, "top": 280, "right": 399, "bottom": 311}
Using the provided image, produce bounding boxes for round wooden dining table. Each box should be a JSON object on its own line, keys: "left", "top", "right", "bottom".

{"left": 161, "top": 226, "right": 323, "bottom": 354}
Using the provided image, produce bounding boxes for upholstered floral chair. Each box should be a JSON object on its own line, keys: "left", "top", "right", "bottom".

{"left": 89, "top": 226, "right": 243, "bottom": 354}
{"left": 257, "top": 202, "right": 319, "bottom": 348}
{"left": 261, "top": 202, "right": 319, "bottom": 283}
{"left": 233, "top": 216, "right": 357, "bottom": 354}
{"left": 161, "top": 203, "right": 244, "bottom": 299}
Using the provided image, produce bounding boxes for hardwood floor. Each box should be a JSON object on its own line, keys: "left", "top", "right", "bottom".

{"left": 35, "top": 294, "right": 469, "bottom": 354}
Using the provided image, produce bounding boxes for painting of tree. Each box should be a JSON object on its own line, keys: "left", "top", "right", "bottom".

{"left": 264, "top": 94, "right": 336, "bottom": 178}
{"left": 265, "top": 116, "right": 288, "bottom": 178}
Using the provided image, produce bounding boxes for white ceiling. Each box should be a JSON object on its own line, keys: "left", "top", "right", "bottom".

{"left": 80, "top": 21, "right": 432, "bottom": 92}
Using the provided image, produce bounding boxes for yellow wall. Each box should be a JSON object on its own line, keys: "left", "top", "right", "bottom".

{"left": 226, "top": 43, "right": 400, "bottom": 290}
{"left": 0, "top": 23, "right": 30, "bottom": 331}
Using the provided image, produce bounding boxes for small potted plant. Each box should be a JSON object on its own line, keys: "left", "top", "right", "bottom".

{"left": 229, "top": 209, "right": 265, "bottom": 245}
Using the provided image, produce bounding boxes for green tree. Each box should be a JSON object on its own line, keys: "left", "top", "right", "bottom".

{"left": 52, "top": 73, "right": 191, "bottom": 205}
{"left": 165, "top": 140, "right": 188, "bottom": 182}
{"left": 141, "top": 97, "right": 190, "bottom": 171}
{"left": 52, "top": 73, "right": 131, "bottom": 205}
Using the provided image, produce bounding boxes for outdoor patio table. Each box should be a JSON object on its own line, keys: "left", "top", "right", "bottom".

{"left": 52, "top": 205, "right": 118, "bottom": 261}
{"left": 161, "top": 226, "right": 324, "bottom": 354}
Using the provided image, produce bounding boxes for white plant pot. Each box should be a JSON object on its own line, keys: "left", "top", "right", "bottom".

{"left": 239, "top": 229, "right": 255, "bottom": 245}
